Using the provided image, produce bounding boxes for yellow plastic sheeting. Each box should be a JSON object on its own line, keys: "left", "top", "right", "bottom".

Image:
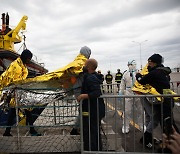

{"left": 0, "top": 57, "right": 28, "bottom": 92}
{"left": 132, "top": 64, "right": 160, "bottom": 95}
{"left": 0, "top": 57, "right": 28, "bottom": 107}
{"left": 14, "top": 53, "right": 88, "bottom": 89}
{"left": 163, "top": 89, "right": 180, "bottom": 102}
{"left": 132, "top": 64, "right": 179, "bottom": 102}
{"left": 132, "top": 64, "right": 162, "bottom": 101}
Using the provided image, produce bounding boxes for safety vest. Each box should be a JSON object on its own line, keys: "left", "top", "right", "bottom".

{"left": 105, "top": 74, "right": 113, "bottom": 83}
{"left": 115, "top": 73, "right": 122, "bottom": 82}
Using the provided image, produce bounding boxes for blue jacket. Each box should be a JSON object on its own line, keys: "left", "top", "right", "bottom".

{"left": 81, "top": 72, "right": 105, "bottom": 119}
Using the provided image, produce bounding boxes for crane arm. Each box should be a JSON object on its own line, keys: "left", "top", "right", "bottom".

{"left": 5, "top": 15, "right": 28, "bottom": 43}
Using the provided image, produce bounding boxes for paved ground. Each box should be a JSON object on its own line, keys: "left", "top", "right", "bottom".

{"left": 104, "top": 95, "right": 180, "bottom": 153}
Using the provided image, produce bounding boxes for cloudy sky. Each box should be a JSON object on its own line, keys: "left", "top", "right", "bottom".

{"left": 1, "top": 0, "right": 180, "bottom": 73}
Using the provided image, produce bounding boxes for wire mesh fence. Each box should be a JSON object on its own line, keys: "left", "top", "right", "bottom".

{"left": 0, "top": 87, "right": 180, "bottom": 153}
{"left": 0, "top": 88, "right": 81, "bottom": 153}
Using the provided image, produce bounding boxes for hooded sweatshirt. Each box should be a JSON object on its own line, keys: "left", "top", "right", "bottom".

{"left": 136, "top": 64, "right": 171, "bottom": 94}
{"left": 80, "top": 46, "right": 91, "bottom": 59}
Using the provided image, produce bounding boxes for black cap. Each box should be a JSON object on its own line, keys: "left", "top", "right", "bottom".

{"left": 148, "top": 54, "right": 163, "bottom": 64}
{"left": 20, "top": 49, "right": 33, "bottom": 63}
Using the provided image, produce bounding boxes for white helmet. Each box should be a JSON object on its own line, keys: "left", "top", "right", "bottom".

{"left": 128, "top": 60, "right": 136, "bottom": 66}
{"left": 128, "top": 60, "right": 136, "bottom": 72}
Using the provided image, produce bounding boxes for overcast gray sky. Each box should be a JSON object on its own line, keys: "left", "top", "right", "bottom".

{"left": 1, "top": 0, "right": 180, "bottom": 73}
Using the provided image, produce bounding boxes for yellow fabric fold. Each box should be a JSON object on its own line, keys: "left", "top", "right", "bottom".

{"left": 0, "top": 57, "right": 28, "bottom": 91}
{"left": 132, "top": 64, "right": 179, "bottom": 102}
{"left": 13, "top": 53, "right": 87, "bottom": 89}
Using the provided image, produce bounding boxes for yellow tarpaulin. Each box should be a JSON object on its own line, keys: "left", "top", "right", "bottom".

{"left": 0, "top": 57, "right": 28, "bottom": 93}
{"left": 0, "top": 57, "right": 29, "bottom": 122}
{"left": 132, "top": 64, "right": 180, "bottom": 102}
{"left": 13, "top": 53, "right": 88, "bottom": 89}
{"left": 132, "top": 64, "right": 160, "bottom": 95}
{"left": 0, "top": 53, "right": 88, "bottom": 126}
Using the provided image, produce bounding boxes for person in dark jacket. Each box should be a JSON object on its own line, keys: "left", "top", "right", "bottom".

{"left": 97, "top": 70, "right": 104, "bottom": 93}
{"left": 136, "top": 53, "right": 179, "bottom": 149}
{"left": 105, "top": 70, "right": 113, "bottom": 93}
{"left": 115, "top": 69, "right": 123, "bottom": 92}
{"left": 77, "top": 58, "right": 105, "bottom": 151}
{"left": 97, "top": 70, "right": 104, "bottom": 84}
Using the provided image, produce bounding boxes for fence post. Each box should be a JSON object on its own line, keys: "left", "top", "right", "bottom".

{"left": 15, "top": 88, "right": 21, "bottom": 152}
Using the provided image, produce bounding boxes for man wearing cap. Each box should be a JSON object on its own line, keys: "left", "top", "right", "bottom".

{"left": 136, "top": 53, "right": 179, "bottom": 149}
{"left": 1, "top": 49, "right": 41, "bottom": 136}
{"left": 70, "top": 46, "right": 91, "bottom": 135}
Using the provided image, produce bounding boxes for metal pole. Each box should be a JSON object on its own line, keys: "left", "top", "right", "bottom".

{"left": 132, "top": 40, "right": 148, "bottom": 70}
{"left": 80, "top": 100, "right": 84, "bottom": 153}
{"left": 140, "top": 43, "right": 142, "bottom": 70}
{"left": 15, "top": 88, "right": 21, "bottom": 151}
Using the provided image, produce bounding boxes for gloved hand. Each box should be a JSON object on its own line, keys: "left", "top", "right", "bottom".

{"left": 136, "top": 73, "right": 142, "bottom": 81}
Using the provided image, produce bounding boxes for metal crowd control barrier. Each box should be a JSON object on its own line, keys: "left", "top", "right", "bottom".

{"left": 170, "top": 81, "right": 180, "bottom": 94}
{"left": 102, "top": 83, "right": 180, "bottom": 95}
{"left": 0, "top": 88, "right": 80, "bottom": 153}
{"left": 0, "top": 87, "right": 179, "bottom": 153}
{"left": 80, "top": 94, "right": 180, "bottom": 154}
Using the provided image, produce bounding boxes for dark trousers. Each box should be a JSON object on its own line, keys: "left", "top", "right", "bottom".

{"left": 107, "top": 83, "right": 112, "bottom": 92}
{"left": 143, "top": 97, "right": 179, "bottom": 134}
{"left": 161, "top": 98, "right": 179, "bottom": 133}
{"left": 4, "top": 108, "right": 35, "bottom": 134}
{"left": 116, "top": 81, "right": 121, "bottom": 91}
{"left": 83, "top": 115, "right": 102, "bottom": 151}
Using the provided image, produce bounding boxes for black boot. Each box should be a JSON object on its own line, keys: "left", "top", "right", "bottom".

{"left": 29, "top": 128, "right": 41, "bottom": 136}
{"left": 3, "top": 132, "right": 13, "bottom": 136}
{"left": 70, "top": 128, "right": 80, "bottom": 135}
{"left": 140, "top": 131, "right": 153, "bottom": 149}
{"left": 3, "top": 127, "right": 13, "bottom": 136}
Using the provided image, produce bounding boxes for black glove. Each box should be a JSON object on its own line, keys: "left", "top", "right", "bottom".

{"left": 136, "top": 73, "right": 142, "bottom": 81}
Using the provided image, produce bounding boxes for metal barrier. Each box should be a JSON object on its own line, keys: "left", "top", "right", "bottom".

{"left": 170, "top": 81, "right": 180, "bottom": 94}
{"left": 0, "top": 88, "right": 80, "bottom": 153}
{"left": 102, "top": 83, "right": 180, "bottom": 95}
{"left": 0, "top": 87, "right": 179, "bottom": 153}
{"left": 80, "top": 94, "right": 180, "bottom": 153}
{"left": 101, "top": 83, "right": 120, "bottom": 95}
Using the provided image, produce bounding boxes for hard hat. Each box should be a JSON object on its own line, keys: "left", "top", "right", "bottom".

{"left": 98, "top": 70, "right": 101, "bottom": 73}
{"left": 128, "top": 60, "right": 137, "bottom": 72}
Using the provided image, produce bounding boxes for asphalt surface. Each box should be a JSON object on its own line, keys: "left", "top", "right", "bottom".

{"left": 104, "top": 95, "right": 180, "bottom": 153}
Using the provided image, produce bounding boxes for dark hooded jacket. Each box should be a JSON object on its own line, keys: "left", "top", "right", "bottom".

{"left": 136, "top": 64, "right": 171, "bottom": 94}
{"left": 81, "top": 72, "right": 105, "bottom": 119}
